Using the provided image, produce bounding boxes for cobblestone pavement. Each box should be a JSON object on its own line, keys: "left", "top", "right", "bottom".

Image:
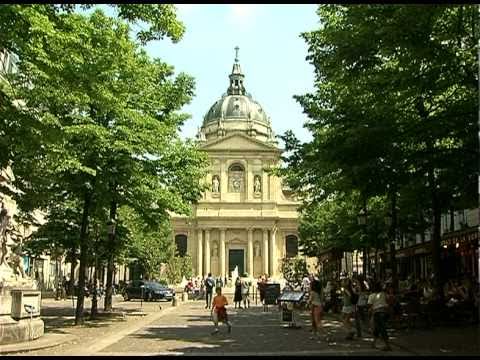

{"left": 12, "top": 295, "right": 480, "bottom": 356}
{"left": 98, "top": 300, "right": 479, "bottom": 356}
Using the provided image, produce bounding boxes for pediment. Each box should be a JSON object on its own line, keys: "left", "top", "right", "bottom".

{"left": 200, "top": 132, "right": 281, "bottom": 153}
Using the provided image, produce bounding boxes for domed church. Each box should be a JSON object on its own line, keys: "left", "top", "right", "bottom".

{"left": 171, "top": 48, "right": 301, "bottom": 280}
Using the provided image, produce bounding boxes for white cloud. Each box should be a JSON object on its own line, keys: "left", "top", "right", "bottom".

{"left": 228, "top": 4, "right": 260, "bottom": 27}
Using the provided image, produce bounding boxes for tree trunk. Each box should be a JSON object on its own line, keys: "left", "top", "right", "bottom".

{"left": 90, "top": 254, "right": 98, "bottom": 319}
{"left": 429, "top": 168, "right": 443, "bottom": 294}
{"left": 75, "top": 190, "right": 92, "bottom": 325}
{"left": 104, "top": 198, "right": 117, "bottom": 312}
{"left": 390, "top": 190, "right": 398, "bottom": 292}
{"left": 69, "top": 253, "right": 76, "bottom": 297}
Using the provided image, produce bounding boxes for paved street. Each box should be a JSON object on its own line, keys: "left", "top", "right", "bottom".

{"left": 15, "top": 294, "right": 479, "bottom": 356}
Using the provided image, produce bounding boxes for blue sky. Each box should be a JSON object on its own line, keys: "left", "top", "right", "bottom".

{"left": 144, "top": 4, "right": 319, "bottom": 143}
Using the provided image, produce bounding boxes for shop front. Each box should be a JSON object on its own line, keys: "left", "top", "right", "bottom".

{"left": 441, "top": 227, "right": 478, "bottom": 281}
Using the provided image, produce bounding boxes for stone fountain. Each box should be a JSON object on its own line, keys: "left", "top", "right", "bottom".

{"left": 0, "top": 201, "right": 44, "bottom": 345}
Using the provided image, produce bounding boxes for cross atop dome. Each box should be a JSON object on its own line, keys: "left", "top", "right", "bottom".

{"left": 228, "top": 46, "right": 245, "bottom": 95}
{"left": 235, "top": 46, "right": 239, "bottom": 63}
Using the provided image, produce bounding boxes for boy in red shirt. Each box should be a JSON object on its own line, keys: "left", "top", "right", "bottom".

{"left": 211, "top": 287, "right": 232, "bottom": 334}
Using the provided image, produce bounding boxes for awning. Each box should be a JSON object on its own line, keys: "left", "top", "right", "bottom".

{"left": 441, "top": 227, "right": 478, "bottom": 247}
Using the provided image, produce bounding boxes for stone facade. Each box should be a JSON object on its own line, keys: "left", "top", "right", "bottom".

{"left": 171, "top": 52, "right": 301, "bottom": 280}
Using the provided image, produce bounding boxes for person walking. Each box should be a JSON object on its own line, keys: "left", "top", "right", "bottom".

{"left": 211, "top": 287, "right": 232, "bottom": 334}
{"left": 234, "top": 277, "right": 243, "bottom": 309}
{"left": 241, "top": 278, "right": 250, "bottom": 309}
{"left": 352, "top": 279, "right": 362, "bottom": 338}
{"left": 341, "top": 278, "right": 355, "bottom": 340}
{"left": 368, "top": 282, "right": 392, "bottom": 351}
{"left": 309, "top": 279, "right": 327, "bottom": 341}
{"left": 205, "top": 273, "right": 215, "bottom": 309}
{"left": 356, "top": 277, "right": 370, "bottom": 329}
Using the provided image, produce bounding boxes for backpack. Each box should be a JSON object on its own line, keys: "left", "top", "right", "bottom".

{"left": 351, "top": 291, "right": 359, "bottom": 305}
{"left": 206, "top": 277, "right": 215, "bottom": 290}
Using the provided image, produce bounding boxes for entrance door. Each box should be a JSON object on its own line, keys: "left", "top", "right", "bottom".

{"left": 229, "top": 249, "right": 244, "bottom": 277}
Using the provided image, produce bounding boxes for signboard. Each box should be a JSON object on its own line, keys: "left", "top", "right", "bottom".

{"left": 282, "top": 308, "right": 293, "bottom": 322}
{"left": 278, "top": 291, "right": 304, "bottom": 303}
{"left": 264, "top": 283, "right": 280, "bottom": 305}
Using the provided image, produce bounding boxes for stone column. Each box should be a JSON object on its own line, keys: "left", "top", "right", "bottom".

{"left": 197, "top": 229, "right": 203, "bottom": 277}
{"left": 220, "top": 159, "right": 227, "bottom": 199}
{"left": 247, "top": 160, "right": 253, "bottom": 200}
{"left": 262, "top": 168, "right": 269, "bottom": 201}
{"left": 247, "top": 228, "right": 254, "bottom": 276}
{"left": 205, "top": 229, "right": 211, "bottom": 275}
{"left": 263, "top": 229, "right": 269, "bottom": 275}
{"left": 220, "top": 229, "right": 226, "bottom": 279}
{"left": 270, "top": 226, "right": 277, "bottom": 277}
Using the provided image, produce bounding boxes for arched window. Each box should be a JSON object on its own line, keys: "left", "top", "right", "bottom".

{"left": 285, "top": 235, "right": 298, "bottom": 258}
{"left": 175, "top": 234, "right": 187, "bottom": 257}
{"left": 228, "top": 163, "right": 244, "bottom": 193}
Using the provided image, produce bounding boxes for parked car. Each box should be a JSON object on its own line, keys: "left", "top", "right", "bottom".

{"left": 122, "top": 281, "right": 175, "bottom": 302}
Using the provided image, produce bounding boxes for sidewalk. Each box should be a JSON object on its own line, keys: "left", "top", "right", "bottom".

{"left": 3, "top": 295, "right": 186, "bottom": 355}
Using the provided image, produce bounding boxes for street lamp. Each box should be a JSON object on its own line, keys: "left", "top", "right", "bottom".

{"left": 357, "top": 208, "right": 367, "bottom": 226}
{"left": 107, "top": 219, "right": 116, "bottom": 237}
{"left": 105, "top": 219, "right": 116, "bottom": 312}
{"left": 384, "top": 212, "right": 392, "bottom": 227}
{"left": 384, "top": 211, "right": 397, "bottom": 289}
{"left": 357, "top": 208, "right": 367, "bottom": 276}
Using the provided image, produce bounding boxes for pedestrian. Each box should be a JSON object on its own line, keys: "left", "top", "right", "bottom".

{"left": 356, "top": 277, "right": 370, "bottom": 328}
{"left": 211, "top": 287, "right": 232, "bottom": 335}
{"left": 352, "top": 279, "right": 362, "bottom": 338}
{"left": 258, "top": 276, "right": 267, "bottom": 310}
{"left": 205, "top": 273, "right": 215, "bottom": 309}
{"left": 368, "top": 282, "right": 392, "bottom": 351}
{"left": 341, "top": 278, "right": 355, "bottom": 340}
{"left": 309, "top": 278, "right": 327, "bottom": 341}
{"left": 234, "top": 277, "right": 243, "bottom": 309}
{"left": 241, "top": 278, "right": 250, "bottom": 309}
{"left": 61, "top": 276, "right": 68, "bottom": 299}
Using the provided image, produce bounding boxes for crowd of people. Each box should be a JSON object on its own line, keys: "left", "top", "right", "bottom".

{"left": 301, "top": 272, "right": 479, "bottom": 350}
{"left": 185, "top": 270, "right": 479, "bottom": 347}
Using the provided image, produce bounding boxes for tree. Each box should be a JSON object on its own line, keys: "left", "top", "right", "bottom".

{"left": 120, "top": 206, "right": 174, "bottom": 281}
{"left": 1, "top": 5, "right": 208, "bottom": 324}
{"left": 165, "top": 255, "right": 193, "bottom": 285}
{"left": 280, "top": 5, "right": 477, "bottom": 291}
{"left": 280, "top": 256, "right": 308, "bottom": 290}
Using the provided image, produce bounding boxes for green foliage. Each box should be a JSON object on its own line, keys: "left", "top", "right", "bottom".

{"left": 280, "top": 256, "right": 308, "bottom": 289}
{"left": 280, "top": 5, "right": 477, "bottom": 267}
{"left": 0, "top": 4, "right": 207, "bottom": 323}
{"left": 119, "top": 206, "right": 174, "bottom": 280}
{"left": 165, "top": 254, "right": 193, "bottom": 285}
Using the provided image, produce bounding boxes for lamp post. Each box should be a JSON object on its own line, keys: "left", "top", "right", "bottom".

{"left": 104, "top": 219, "right": 116, "bottom": 312}
{"left": 357, "top": 208, "right": 367, "bottom": 277}
{"left": 384, "top": 211, "right": 398, "bottom": 291}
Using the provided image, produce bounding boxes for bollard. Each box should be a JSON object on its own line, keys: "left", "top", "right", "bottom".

{"left": 172, "top": 296, "right": 177, "bottom": 307}
{"left": 182, "top": 292, "right": 188, "bottom": 302}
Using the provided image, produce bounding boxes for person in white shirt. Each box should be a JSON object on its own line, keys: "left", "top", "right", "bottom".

{"left": 367, "top": 282, "right": 391, "bottom": 351}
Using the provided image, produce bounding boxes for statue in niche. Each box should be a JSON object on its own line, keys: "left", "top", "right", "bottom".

{"left": 228, "top": 164, "right": 244, "bottom": 193}
{"left": 212, "top": 175, "right": 220, "bottom": 193}
{"left": 232, "top": 178, "right": 241, "bottom": 192}
{"left": 254, "top": 241, "right": 261, "bottom": 257}
{"left": 254, "top": 175, "right": 261, "bottom": 193}
{"left": 212, "top": 241, "right": 218, "bottom": 257}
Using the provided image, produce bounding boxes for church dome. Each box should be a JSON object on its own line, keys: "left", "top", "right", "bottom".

{"left": 197, "top": 47, "right": 276, "bottom": 144}
{"left": 203, "top": 94, "right": 269, "bottom": 125}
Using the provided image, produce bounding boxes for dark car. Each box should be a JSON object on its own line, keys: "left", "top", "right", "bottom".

{"left": 122, "top": 281, "right": 175, "bottom": 302}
